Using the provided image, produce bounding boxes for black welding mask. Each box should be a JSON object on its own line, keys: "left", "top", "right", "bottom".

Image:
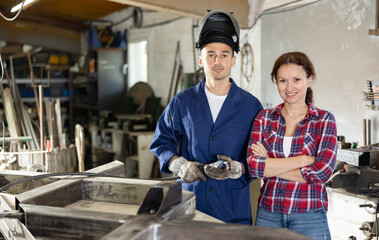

{"left": 196, "top": 10, "right": 240, "bottom": 53}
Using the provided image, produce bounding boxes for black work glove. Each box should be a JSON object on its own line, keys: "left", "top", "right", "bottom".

{"left": 204, "top": 155, "right": 243, "bottom": 180}
{"left": 168, "top": 157, "right": 207, "bottom": 183}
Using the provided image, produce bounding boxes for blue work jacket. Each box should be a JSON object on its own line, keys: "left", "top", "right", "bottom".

{"left": 150, "top": 78, "right": 262, "bottom": 224}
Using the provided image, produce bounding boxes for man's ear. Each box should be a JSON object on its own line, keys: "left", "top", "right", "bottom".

{"left": 198, "top": 55, "right": 203, "bottom": 67}
{"left": 231, "top": 55, "right": 236, "bottom": 67}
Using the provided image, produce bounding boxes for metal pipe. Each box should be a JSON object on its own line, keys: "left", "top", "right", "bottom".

{"left": 363, "top": 119, "right": 367, "bottom": 146}
{"left": 368, "top": 119, "right": 371, "bottom": 145}
{"left": 39, "top": 85, "right": 44, "bottom": 167}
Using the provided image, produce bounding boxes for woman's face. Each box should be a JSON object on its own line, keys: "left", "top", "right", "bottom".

{"left": 276, "top": 63, "right": 313, "bottom": 106}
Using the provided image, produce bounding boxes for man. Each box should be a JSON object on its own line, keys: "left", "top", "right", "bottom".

{"left": 150, "top": 9, "right": 262, "bottom": 224}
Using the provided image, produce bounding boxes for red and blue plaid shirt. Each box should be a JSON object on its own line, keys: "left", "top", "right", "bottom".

{"left": 247, "top": 103, "right": 337, "bottom": 214}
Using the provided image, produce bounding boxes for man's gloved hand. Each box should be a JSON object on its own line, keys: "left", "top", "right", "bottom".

{"left": 204, "top": 155, "right": 243, "bottom": 180}
{"left": 168, "top": 157, "right": 207, "bottom": 183}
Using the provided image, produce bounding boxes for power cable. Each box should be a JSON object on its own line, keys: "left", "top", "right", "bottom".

{"left": 0, "top": 0, "right": 28, "bottom": 83}
{"left": 141, "top": 16, "right": 182, "bottom": 28}
{"left": 0, "top": 0, "right": 26, "bottom": 21}
{"left": 113, "top": 14, "right": 133, "bottom": 27}
{"left": 0, "top": 55, "right": 3, "bottom": 83}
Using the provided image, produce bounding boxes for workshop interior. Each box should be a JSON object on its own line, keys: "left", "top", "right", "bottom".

{"left": 0, "top": 0, "right": 378, "bottom": 239}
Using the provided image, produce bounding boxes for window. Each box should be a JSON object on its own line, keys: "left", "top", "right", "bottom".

{"left": 127, "top": 40, "right": 147, "bottom": 88}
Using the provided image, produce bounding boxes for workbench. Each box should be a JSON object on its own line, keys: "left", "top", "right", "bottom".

{"left": 327, "top": 187, "right": 379, "bottom": 239}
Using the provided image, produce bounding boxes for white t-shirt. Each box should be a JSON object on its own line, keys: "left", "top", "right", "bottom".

{"left": 204, "top": 86, "right": 227, "bottom": 123}
{"left": 283, "top": 136, "right": 293, "bottom": 158}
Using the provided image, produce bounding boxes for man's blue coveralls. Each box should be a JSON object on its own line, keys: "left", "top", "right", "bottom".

{"left": 150, "top": 78, "right": 262, "bottom": 224}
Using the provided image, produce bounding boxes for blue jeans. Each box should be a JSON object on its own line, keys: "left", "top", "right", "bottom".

{"left": 255, "top": 207, "right": 331, "bottom": 240}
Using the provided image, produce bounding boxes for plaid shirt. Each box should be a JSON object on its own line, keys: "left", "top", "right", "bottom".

{"left": 247, "top": 103, "right": 337, "bottom": 214}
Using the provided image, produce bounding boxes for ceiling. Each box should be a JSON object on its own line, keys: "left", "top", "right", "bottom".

{"left": 0, "top": 0, "right": 304, "bottom": 53}
{"left": 0, "top": 0, "right": 130, "bottom": 31}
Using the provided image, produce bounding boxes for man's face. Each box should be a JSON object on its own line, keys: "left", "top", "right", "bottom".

{"left": 198, "top": 42, "right": 236, "bottom": 82}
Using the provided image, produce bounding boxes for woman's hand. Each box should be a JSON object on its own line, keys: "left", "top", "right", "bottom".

{"left": 251, "top": 142, "right": 269, "bottom": 158}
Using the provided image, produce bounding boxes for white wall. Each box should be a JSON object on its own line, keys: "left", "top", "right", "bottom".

{"left": 106, "top": 1, "right": 379, "bottom": 145}
{"left": 258, "top": 0, "right": 379, "bottom": 145}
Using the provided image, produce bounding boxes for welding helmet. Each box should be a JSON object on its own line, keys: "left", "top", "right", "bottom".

{"left": 196, "top": 9, "right": 240, "bottom": 53}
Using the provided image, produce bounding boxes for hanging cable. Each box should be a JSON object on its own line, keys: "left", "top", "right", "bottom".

{"left": 0, "top": 0, "right": 28, "bottom": 82}
{"left": 113, "top": 14, "right": 133, "bottom": 27}
{"left": 141, "top": 16, "right": 182, "bottom": 28}
{"left": 0, "top": 54, "right": 3, "bottom": 83}
{"left": 0, "top": 0, "right": 27, "bottom": 21}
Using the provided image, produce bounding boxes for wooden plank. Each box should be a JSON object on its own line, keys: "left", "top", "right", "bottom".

{"left": 11, "top": 74, "right": 38, "bottom": 150}
{"left": 20, "top": 106, "right": 39, "bottom": 150}
{"left": 50, "top": 101, "right": 59, "bottom": 149}
{"left": 44, "top": 99, "right": 53, "bottom": 148}
{"left": 2, "top": 88, "right": 20, "bottom": 138}
{"left": 108, "top": 0, "right": 250, "bottom": 27}
{"left": 2, "top": 68, "right": 28, "bottom": 149}
{"left": 75, "top": 124, "right": 85, "bottom": 172}
{"left": 167, "top": 41, "right": 180, "bottom": 105}
{"left": 55, "top": 99, "right": 66, "bottom": 148}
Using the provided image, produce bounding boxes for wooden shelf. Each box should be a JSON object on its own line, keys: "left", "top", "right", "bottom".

{"left": 0, "top": 96, "right": 69, "bottom": 103}
{"left": 72, "top": 104, "right": 99, "bottom": 110}
{"left": 2, "top": 78, "right": 69, "bottom": 85}
{"left": 127, "top": 155, "right": 139, "bottom": 161}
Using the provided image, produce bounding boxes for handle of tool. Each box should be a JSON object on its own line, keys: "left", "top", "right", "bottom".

{"left": 75, "top": 124, "right": 85, "bottom": 172}
{"left": 363, "top": 119, "right": 367, "bottom": 146}
{"left": 367, "top": 119, "right": 371, "bottom": 145}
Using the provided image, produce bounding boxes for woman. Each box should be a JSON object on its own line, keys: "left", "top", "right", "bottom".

{"left": 247, "top": 51, "right": 337, "bottom": 240}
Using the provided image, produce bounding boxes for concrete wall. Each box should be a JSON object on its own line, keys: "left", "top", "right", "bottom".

{"left": 259, "top": 0, "right": 379, "bottom": 145}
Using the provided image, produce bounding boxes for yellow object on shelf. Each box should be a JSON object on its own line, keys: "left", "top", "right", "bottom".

{"left": 48, "top": 54, "right": 59, "bottom": 65}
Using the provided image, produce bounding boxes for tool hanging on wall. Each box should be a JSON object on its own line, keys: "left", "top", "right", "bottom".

{"left": 240, "top": 42, "right": 255, "bottom": 91}
{"left": 241, "top": 42, "right": 254, "bottom": 82}
{"left": 363, "top": 118, "right": 372, "bottom": 146}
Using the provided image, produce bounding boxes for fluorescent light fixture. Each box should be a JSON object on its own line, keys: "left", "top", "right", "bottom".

{"left": 11, "top": 0, "right": 36, "bottom": 13}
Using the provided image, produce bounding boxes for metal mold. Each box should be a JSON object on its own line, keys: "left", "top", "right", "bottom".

{"left": 0, "top": 170, "right": 58, "bottom": 195}
{"left": 15, "top": 178, "right": 195, "bottom": 240}
{"left": 0, "top": 160, "right": 309, "bottom": 239}
{"left": 102, "top": 219, "right": 311, "bottom": 240}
